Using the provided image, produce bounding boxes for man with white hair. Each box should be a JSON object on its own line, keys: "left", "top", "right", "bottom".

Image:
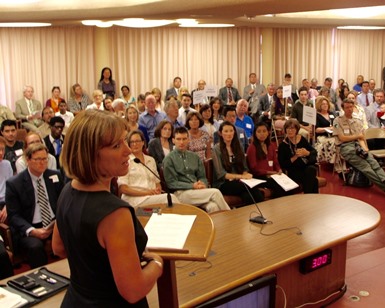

{"left": 112, "top": 98, "right": 125, "bottom": 117}
{"left": 235, "top": 99, "right": 254, "bottom": 139}
{"left": 15, "top": 85, "right": 43, "bottom": 131}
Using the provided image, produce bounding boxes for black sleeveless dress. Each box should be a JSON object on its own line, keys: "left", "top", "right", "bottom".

{"left": 56, "top": 183, "right": 148, "bottom": 307}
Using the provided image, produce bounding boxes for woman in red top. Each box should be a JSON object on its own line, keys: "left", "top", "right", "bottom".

{"left": 246, "top": 122, "right": 286, "bottom": 198}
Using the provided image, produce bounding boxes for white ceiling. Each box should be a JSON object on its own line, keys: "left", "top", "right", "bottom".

{"left": 1, "top": 0, "right": 385, "bottom": 28}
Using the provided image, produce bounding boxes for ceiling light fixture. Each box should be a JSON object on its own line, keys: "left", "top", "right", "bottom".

{"left": 113, "top": 18, "right": 175, "bottom": 28}
{"left": 337, "top": 26, "right": 385, "bottom": 30}
{"left": 0, "top": 22, "right": 51, "bottom": 27}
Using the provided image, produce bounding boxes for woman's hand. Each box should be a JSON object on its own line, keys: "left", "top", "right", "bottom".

{"left": 241, "top": 172, "right": 253, "bottom": 180}
{"left": 295, "top": 148, "right": 309, "bottom": 157}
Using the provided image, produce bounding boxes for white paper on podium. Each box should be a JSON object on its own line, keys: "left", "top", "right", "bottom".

{"left": 303, "top": 105, "right": 316, "bottom": 126}
{"left": 145, "top": 213, "right": 196, "bottom": 249}
{"left": 270, "top": 173, "right": 299, "bottom": 192}
{"left": 240, "top": 178, "right": 266, "bottom": 188}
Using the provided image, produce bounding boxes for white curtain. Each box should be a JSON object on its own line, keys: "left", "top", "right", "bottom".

{"left": 272, "top": 28, "right": 334, "bottom": 87}
{"left": 334, "top": 29, "right": 385, "bottom": 88}
{"left": 106, "top": 27, "right": 261, "bottom": 98}
{"left": 0, "top": 27, "right": 95, "bottom": 110}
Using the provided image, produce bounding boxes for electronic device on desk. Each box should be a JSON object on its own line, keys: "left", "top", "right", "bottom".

{"left": 195, "top": 274, "right": 276, "bottom": 308}
{"left": 299, "top": 249, "right": 332, "bottom": 274}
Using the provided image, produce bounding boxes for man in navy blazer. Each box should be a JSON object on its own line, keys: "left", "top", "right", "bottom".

{"left": 6, "top": 143, "right": 64, "bottom": 268}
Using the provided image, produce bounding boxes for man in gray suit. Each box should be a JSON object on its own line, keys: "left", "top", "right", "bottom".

{"left": 15, "top": 85, "right": 43, "bottom": 131}
{"left": 242, "top": 73, "right": 266, "bottom": 116}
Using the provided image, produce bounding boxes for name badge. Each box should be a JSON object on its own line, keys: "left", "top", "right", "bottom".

{"left": 239, "top": 133, "right": 245, "bottom": 139}
{"left": 49, "top": 175, "right": 59, "bottom": 183}
{"left": 330, "top": 115, "right": 335, "bottom": 118}
{"left": 246, "top": 123, "right": 252, "bottom": 129}
{"left": 15, "top": 149, "right": 23, "bottom": 156}
{"left": 268, "top": 161, "right": 273, "bottom": 167}
{"left": 343, "top": 129, "right": 350, "bottom": 134}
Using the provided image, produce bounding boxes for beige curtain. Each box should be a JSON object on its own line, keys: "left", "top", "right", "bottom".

{"left": 334, "top": 29, "right": 385, "bottom": 88}
{"left": 0, "top": 27, "right": 95, "bottom": 110}
{"left": 272, "top": 28, "right": 334, "bottom": 87}
{"left": 105, "top": 27, "right": 261, "bottom": 98}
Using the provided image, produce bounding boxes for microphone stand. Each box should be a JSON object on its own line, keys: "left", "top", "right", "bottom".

{"left": 133, "top": 158, "right": 173, "bottom": 207}
{"left": 242, "top": 182, "right": 267, "bottom": 224}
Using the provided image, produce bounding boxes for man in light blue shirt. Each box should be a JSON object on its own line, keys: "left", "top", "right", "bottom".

{"left": 139, "top": 94, "right": 166, "bottom": 139}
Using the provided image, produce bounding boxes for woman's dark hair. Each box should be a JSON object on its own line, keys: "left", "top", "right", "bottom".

{"left": 218, "top": 121, "right": 244, "bottom": 174}
{"left": 51, "top": 86, "right": 60, "bottom": 93}
{"left": 283, "top": 118, "right": 300, "bottom": 134}
{"left": 199, "top": 104, "right": 214, "bottom": 124}
{"left": 154, "top": 120, "right": 173, "bottom": 141}
{"left": 185, "top": 111, "right": 204, "bottom": 129}
{"left": 103, "top": 96, "right": 114, "bottom": 111}
{"left": 209, "top": 97, "right": 223, "bottom": 115}
{"left": 252, "top": 122, "right": 270, "bottom": 160}
{"left": 273, "top": 86, "right": 284, "bottom": 115}
{"left": 127, "top": 129, "right": 146, "bottom": 150}
{"left": 99, "top": 67, "right": 113, "bottom": 83}
{"left": 121, "top": 85, "right": 130, "bottom": 92}
{"left": 339, "top": 84, "right": 350, "bottom": 102}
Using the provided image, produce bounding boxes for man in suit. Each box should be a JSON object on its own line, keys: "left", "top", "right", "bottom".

{"left": 15, "top": 85, "right": 43, "bottom": 131}
{"left": 165, "top": 76, "right": 182, "bottom": 101}
{"left": 218, "top": 78, "right": 241, "bottom": 106}
{"left": 178, "top": 93, "right": 196, "bottom": 125}
{"left": 43, "top": 116, "right": 65, "bottom": 169}
{"left": 257, "top": 83, "right": 275, "bottom": 123}
{"left": 6, "top": 143, "right": 64, "bottom": 268}
{"left": 357, "top": 81, "right": 374, "bottom": 108}
{"left": 242, "top": 73, "right": 266, "bottom": 115}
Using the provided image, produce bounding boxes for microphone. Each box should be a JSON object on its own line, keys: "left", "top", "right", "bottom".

{"left": 133, "top": 158, "right": 173, "bottom": 207}
{"left": 241, "top": 182, "right": 267, "bottom": 224}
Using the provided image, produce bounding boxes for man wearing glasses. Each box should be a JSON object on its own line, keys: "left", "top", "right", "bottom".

{"left": 6, "top": 143, "right": 64, "bottom": 268}
{"left": 43, "top": 116, "right": 65, "bottom": 169}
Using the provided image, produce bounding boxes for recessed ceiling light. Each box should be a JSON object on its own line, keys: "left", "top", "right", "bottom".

{"left": 114, "top": 18, "right": 175, "bottom": 28}
{"left": 337, "top": 26, "right": 385, "bottom": 30}
{"left": 0, "top": 22, "right": 51, "bottom": 27}
{"left": 179, "top": 24, "right": 234, "bottom": 28}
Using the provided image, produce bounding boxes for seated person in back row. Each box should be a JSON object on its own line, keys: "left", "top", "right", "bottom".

{"left": 0, "top": 135, "right": 14, "bottom": 279}
{"left": 6, "top": 143, "right": 64, "bottom": 269}
{"left": 333, "top": 99, "right": 385, "bottom": 191}
{"left": 1, "top": 119, "right": 24, "bottom": 174}
{"left": 163, "top": 127, "right": 230, "bottom": 213}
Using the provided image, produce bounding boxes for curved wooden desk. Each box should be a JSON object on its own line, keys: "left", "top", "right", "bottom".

{"left": 169, "top": 194, "right": 380, "bottom": 307}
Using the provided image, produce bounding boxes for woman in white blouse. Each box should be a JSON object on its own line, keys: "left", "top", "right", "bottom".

{"left": 117, "top": 130, "right": 179, "bottom": 208}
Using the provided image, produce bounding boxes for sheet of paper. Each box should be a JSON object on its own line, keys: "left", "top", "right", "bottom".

{"left": 205, "top": 85, "right": 218, "bottom": 97}
{"left": 0, "top": 287, "right": 28, "bottom": 308}
{"left": 270, "top": 173, "right": 299, "bottom": 192}
{"left": 145, "top": 214, "right": 196, "bottom": 249}
{"left": 303, "top": 105, "right": 316, "bottom": 125}
{"left": 324, "top": 128, "right": 333, "bottom": 134}
{"left": 283, "top": 85, "right": 292, "bottom": 98}
{"left": 193, "top": 90, "right": 205, "bottom": 105}
{"left": 240, "top": 178, "right": 266, "bottom": 188}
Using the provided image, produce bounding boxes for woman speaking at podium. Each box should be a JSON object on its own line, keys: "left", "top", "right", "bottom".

{"left": 52, "top": 110, "right": 163, "bottom": 307}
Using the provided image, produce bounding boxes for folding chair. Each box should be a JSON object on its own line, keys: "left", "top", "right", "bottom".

{"left": 364, "top": 128, "right": 385, "bottom": 165}
{"left": 333, "top": 146, "right": 348, "bottom": 181}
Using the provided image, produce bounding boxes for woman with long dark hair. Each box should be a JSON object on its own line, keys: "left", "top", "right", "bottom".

{"left": 246, "top": 122, "right": 286, "bottom": 198}
{"left": 212, "top": 121, "right": 264, "bottom": 204}
{"left": 98, "top": 67, "right": 116, "bottom": 98}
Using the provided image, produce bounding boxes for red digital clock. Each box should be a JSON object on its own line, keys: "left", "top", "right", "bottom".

{"left": 299, "top": 249, "right": 332, "bottom": 274}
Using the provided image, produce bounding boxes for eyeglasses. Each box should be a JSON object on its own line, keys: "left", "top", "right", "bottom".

{"left": 31, "top": 157, "right": 48, "bottom": 162}
{"left": 129, "top": 140, "right": 143, "bottom": 145}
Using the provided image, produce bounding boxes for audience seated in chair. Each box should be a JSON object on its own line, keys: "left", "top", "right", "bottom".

{"left": 36, "top": 106, "right": 55, "bottom": 139}
{"left": 0, "top": 135, "right": 14, "bottom": 279}
{"left": 43, "top": 116, "right": 65, "bottom": 170}
{"left": 147, "top": 120, "right": 174, "bottom": 171}
{"left": 16, "top": 132, "right": 57, "bottom": 174}
{"left": 163, "top": 126, "right": 230, "bottom": 213}
{"left": 278, "top": 119, "right": 319, "bottom": 194}
{"left": 118, "top": 130, "right": 179, "bottom": 208}
{"left": 246, "top": 122, "right": 287, "bottom": 198}
{"left": 290, "top": 86, "right": 313, "bottom": 140}
{"left": 14, "top": 85, "right": 43, "bottom": 132}
{"left": 6, "top": 143, "right": 64, "bottom": 269}
{"left": 333, "top": 99, "right": 385, "bottom": 191}
{"left": 1, "top": 119, "right": 24, "bottom": 174}
{"left": 212, "top": 121, "right": 264, "bottom": 205}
